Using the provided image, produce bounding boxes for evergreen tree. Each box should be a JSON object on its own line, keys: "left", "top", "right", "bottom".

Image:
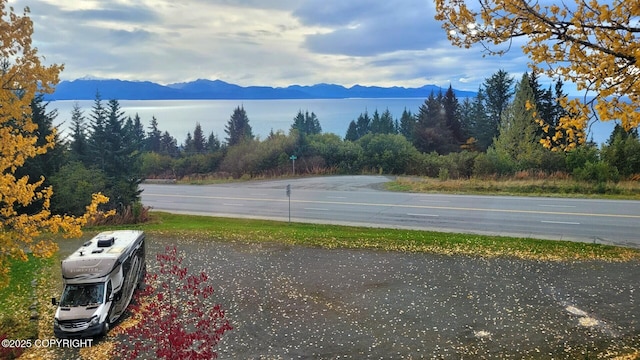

{"left": 480, "top": 70, "right": 514, "bottom": 149}
{"left": 398, "top": 108, "right": 416, "bottom": 141}
{"left": 443, "top": 85, "right": 465, "bottom": 145}
{"left": 527, "top": 71, "right": 554, "bottom": 139}
{"left": 345, "top": 120, "right": 359, "bottom": 141}
{"left": 15, "top": 95, "right": 66, "bottom": 214}
{"left": 104, "top": 99, "right": 127, "bottom": 176}
{"left": 355, "top": 111, "right": 371, "bottom": 139}
{"left": 160, "top": 131, "right": 180, "bottom": 157}
{"left": 538, "top": 79, "right": 572, "bottom": 149}
{"left": 192, "top": 122, "right": 206, "bottom": 153}
{"left": 87, "top": 92, "right": 108, "bottom": 170}
{"left": 469, "top": 87, "right": 491, "bottom": 150}
{"left": 124, "top": 113, "right": 146, "bottom": 152}
{"left": 413, "top": 91, "right": 455, "bottom": 154}
{"left": 225, "top": 106, "right": 253, "bottom": 146}
{"left": 371, "top": 109, "right": 396, "bottom": 134}
{"left": 601, "top": 125, "right": 640, "bottom": 177}
{"left": 492, "top": 73, "right": 546, "bottom": 170}
{"left": 104, "top": 99, "right": 142, "bottom": 208}
{"left": 207, "top": 132, "right": 221, "bottom": 152}
{"left": 458, "top": 97, "right": 480, "bottom": 151}
{"left": 146, "top": 116, "right": 162, "bottom": 153}
{"left": 291, "top": 110, "right": 322, "bottom": 136}
{"left": 183, "top": 132, "right": 194, "bottom": 154}
{"left": 68, "top": 102, "right": 89, "bottom": 163}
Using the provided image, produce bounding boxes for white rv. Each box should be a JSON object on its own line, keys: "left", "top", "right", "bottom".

{"left": 52, "top": 230, "right": 146, "bottom": 338}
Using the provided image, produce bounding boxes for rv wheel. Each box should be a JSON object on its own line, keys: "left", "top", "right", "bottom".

{"left": 101, "top": 320, "right": 110, "bottom": 337}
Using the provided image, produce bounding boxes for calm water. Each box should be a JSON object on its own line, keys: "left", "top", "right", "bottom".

{"left": 50, "top": 98, "right": 613, "bottom": 145}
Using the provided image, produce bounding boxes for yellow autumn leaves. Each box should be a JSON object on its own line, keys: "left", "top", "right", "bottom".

{"left": 0, "top": 0, "right": 112, "bottom": 287}
{"left": 435, "top": 0, "right": 639, "bottom": 150}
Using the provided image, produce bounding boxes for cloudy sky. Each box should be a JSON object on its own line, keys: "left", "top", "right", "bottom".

{"left": 12, "top": 0, "right": 549, "bottom": 92}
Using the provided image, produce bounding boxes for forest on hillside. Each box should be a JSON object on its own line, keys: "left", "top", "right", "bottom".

{"left": 26, "top": 70, "right": 640, "bottom": 218}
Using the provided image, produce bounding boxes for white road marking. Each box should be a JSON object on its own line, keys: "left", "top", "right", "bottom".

{"left": 541, "top": 220, "right": 580, "bottom": 225}
{"left": 223, "top": 203, "right": 244, "bottom": 206}
{"left": 407, "top": 213, "right": 440, "bottom": 217}
{"left": 539, "top": 204, "right": 577, "bottom": 208}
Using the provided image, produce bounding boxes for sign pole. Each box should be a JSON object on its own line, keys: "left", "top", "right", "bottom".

{"left": 289, "top": 155, "right": 297, "bottom": 176}
{"left": 286, "top": 184, "right": 291, "bottom": 223}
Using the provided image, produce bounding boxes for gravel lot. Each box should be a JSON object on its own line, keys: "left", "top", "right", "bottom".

{"left": 101, "top": 235, "right": 639, "bottom": 359}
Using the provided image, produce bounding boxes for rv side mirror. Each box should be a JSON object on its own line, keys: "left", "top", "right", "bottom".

{"left": 51, "top": 297, "right": 57, "bottom": 306}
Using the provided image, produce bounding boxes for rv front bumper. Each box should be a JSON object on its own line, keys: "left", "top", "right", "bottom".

{"left": 54, "top": 317, "right": 104, "bottom": 338}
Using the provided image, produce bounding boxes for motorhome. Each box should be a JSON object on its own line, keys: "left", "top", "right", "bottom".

{"left": 53, "top": 230, "right": 146, "bottom": 338}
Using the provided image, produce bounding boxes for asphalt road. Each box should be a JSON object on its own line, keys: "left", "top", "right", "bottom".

{"left": 141, "top": 175, "right": 640, "bottom": 248}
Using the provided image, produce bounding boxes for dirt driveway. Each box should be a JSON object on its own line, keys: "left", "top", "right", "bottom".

{"left": 79, "top": 235, "right": 638, "bottom": 359}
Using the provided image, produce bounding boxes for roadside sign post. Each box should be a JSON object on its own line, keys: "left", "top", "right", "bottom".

{"left": 290, "top": 155, "right": 297, "bottom": 175}
{"left": 286, "top": 184, "right": 291, "bottom": 223}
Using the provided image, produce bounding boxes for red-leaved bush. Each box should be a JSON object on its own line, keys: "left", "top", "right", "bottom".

{"left": 116, "top": 246, "right": 232, "bottom": 359}
{"left": 0, "top": 334, "right": 24, "bottom": 360}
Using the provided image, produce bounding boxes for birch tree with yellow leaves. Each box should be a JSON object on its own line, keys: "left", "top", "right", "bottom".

{"left": 435, "top": 0, "right": 640, "bottom": 150}
{"left": 0, "top": 1, "right": 110, "bottom": 286}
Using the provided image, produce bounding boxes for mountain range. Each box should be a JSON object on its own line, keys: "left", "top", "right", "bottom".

{"left": 43, "top": 78, "right": 477, "bottom": 101}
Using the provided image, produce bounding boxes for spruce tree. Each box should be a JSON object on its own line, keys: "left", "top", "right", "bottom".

{"left": 355, "top": 111, "right": 371, "bottom": 138}
{"left": 371, "top": 109, "right": 395, "bottom": 134}
{"left": 207, "top": 132, "right": 221, "bottom": 152}
{"left": 146, "top": 116, "right": 162, "bottom": 153}
{"left": 480, "top": 70, "right": 514, "bottom": 149}
{"left": 291, "top": 110, "right": 321, "bottom": 136}
{"left": 225, "top": 106, "right": 253, "bottom": 146}
{"left": 413, "top": 91, "right": 455, "bottom": 154}
{"left": 469, "top": 87, "right": 491, "bottom": 150}
{"left": 443, "top": 85, "right": 465, "bottom": 145}
{"left": 398, "top": 108, "right": 416, "bottom": 141}
{"left": 15, "top": 95, "right": 66, "bottom": 214}
{"left": 88, "top": 92, "right": 108, "bottom": 170}
{"left": 124, "top": 113, "right": 146, "bottom": 152}
{"left": 344, "top": 120, "right": 359, "bottom": 141}
{"left": 492, "top": 73, "right": 546, "bottom": 170}
{"left": 68, "top": 102, "right": 89, "bottom": 163}
{"left": 160, "top": 131, "right": 179, "bottom": 157}
{"left": 193, "top": 122, "right": 206, "bottom": 153}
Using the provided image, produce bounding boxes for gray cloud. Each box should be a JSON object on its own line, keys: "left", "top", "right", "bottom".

{"left": 293, "top": 1, "right": 445, "bottom": 56}
{"left": 4, "top": 0, "right": 542, "bottom": 92}
{"left": 66, "top": 6, "right": 160, "bottom": 24}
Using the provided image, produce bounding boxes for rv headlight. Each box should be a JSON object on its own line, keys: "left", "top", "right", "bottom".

{"left": 88, "top": 316, "right": 99, "bottom": 327}
{"left": 53, "top": 318, "right": 59, "bottom": 327}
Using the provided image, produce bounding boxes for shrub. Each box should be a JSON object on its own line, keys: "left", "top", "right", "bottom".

{"left": 572, "top": 161, "right": 620, "bottom": 183}
{"left": 117, "top": 246, "right": 232, "bottom": 359}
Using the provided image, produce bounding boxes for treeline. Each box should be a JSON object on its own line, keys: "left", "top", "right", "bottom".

{"left": 25, "top": 70, "right": 640, "bottom": 217}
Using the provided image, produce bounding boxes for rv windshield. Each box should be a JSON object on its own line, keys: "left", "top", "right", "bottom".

{"left": 59, "top": 283, "right": 105, "bottom": 307}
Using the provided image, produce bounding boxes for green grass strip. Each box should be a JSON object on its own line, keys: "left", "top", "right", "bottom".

{"left": 0, "top": 255, "right": 55, "bottom": 339}
{"left": 118, "top": 211, "right": 640, "bottom": 262}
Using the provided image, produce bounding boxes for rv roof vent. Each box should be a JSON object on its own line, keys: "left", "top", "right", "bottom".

{"left": 97, "top": 236, "right": 115, "bottom": 248}
{"left": 92, "top": 248, "right": 104, "bottom": 254}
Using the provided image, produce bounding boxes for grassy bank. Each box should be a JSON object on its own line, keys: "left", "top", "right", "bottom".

{"left": 0, "top": 256, "right": 56, "bottom": 341}
{"left": 130, "top": 212, "right": 640, "bottom": 262}
{"left": 386, "top": 176, "right": 640, "bottom": 199}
